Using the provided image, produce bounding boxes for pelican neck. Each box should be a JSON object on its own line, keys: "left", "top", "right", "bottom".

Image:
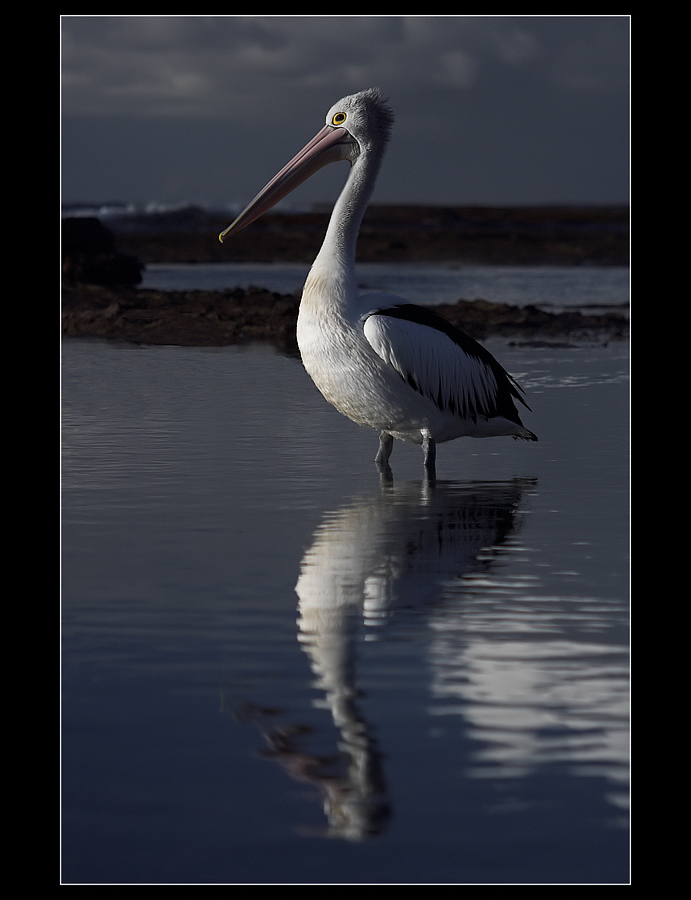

{"left": 313, "top": 142, "right": 383, "bottom": 277}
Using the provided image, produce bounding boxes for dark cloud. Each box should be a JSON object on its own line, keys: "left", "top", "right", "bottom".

{"left": 61, "top": 15, "right": 630, "bottom": 206}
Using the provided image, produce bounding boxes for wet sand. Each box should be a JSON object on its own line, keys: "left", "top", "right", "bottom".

{"left": 62, "top": 205, "right": 629, "bottom": 349}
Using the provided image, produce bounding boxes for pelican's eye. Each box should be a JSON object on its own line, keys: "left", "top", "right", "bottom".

{"left": 331, "top": 112, "right": 347, "bottom": 126}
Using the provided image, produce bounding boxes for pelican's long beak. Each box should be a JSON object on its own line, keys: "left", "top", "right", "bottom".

{"left": 219, "top": 125, "right": 352, "bottom": 242}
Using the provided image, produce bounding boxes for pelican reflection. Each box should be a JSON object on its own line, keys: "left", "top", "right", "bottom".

{"left": 278, "top": 477, "right": 531, "bottom": 839}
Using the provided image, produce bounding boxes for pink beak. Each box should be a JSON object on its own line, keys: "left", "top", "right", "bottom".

{"left": 219, "top": 125, "right": 352, "bottom": 242}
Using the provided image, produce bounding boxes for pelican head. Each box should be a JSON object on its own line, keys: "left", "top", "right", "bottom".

{"left": 323, "top": 87, "right": 394, "bottom": 155}
{"left": 219, "top": 88, "right": 394, "bottom": 242}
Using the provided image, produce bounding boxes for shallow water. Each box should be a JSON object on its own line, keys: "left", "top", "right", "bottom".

{"left": 141, "top": 261, "right": 629, "bottom": 314}
{"left": 61, "top": 267, "right": 629, "bottom": 885}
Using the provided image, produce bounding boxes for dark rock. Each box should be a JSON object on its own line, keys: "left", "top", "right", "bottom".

{"left": 62, "top": 217, "right": 115, "bottom": 255}
{"left": 62, "top": 217, "right": 144, "bottom": 286}
{"left": 62, "top": 284, "right": 628, "bottom": 350}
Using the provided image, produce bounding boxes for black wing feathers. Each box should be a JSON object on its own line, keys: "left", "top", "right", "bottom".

{"left": 371, "top": 304, "right": 530, "bottom": 425}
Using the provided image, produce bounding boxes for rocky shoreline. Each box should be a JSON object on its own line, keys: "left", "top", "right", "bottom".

{"left": 61, "top": 206, "right": 629, "bottom": 350}
{"left": 110, "top": 204, "right": 630, "bottom": 267}
{"left": 62, "top": 283, "right": 628, "bottom": 354}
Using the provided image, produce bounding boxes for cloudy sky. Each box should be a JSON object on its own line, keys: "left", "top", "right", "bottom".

{"left": 61, "top": 15, "right": 630, "bottom": 210}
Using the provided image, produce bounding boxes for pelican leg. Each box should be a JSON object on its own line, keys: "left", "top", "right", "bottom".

{"left": 422, "top": 434, "right": 436, "bottom": 471}
{"left": 375, "top": 431, "right": 394, "bottom": 467}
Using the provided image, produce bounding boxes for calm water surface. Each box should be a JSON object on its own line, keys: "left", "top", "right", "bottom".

{"left": 62, "top": 265, "right": 629, "bottom": 884}
{"left": 141, "top": 261, "right": 629, "bottom": 313}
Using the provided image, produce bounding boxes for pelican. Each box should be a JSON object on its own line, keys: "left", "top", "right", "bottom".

{"left": 220, "top": 88, "right": 537, "bottom": 472}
